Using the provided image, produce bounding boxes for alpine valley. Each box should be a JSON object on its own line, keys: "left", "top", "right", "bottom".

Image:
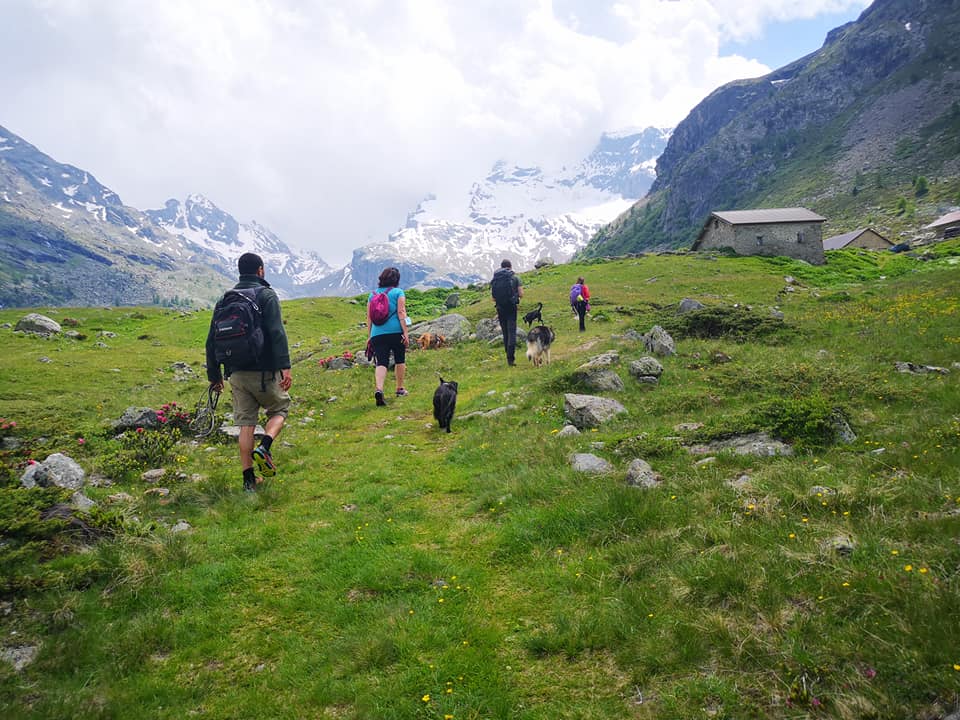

{"left": 0, "top": 124, "right": 667, "bottom": 308}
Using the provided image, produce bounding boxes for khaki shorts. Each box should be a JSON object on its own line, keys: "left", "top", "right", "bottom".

{"left": 228, "top": 371, "right": 291, "bottom": 426}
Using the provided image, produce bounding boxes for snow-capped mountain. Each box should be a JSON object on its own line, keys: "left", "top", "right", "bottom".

{"left": 145, "top": 195, "right": 333, "bottom": 299}
{"left": 332, "top": 127, "right": 671, "bottom": 293}
{"left": 0, "top": 124, "right": 232, "bottom": 307}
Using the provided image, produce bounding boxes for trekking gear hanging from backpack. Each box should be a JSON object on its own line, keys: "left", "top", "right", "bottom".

{"left": 368, "top": 289, "right": 392, "bottom": 326}
{"left": 491, "top": 270, "right": 516, "bottom": 305}
{"left": 212, "top": 287, "right": 264, "bottom": 372}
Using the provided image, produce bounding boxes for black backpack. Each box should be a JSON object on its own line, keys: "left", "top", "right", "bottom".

{"left": 212, "top": 287, "right": 264, "bottom": 372}
{"left": 491, "top": 270, "right": 516, "bottom": 305}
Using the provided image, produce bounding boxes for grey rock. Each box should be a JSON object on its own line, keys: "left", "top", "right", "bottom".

{"left": 694, "top": 456, "right": 717, "bottom": 466}
{"left": 15, "top": 313, "right": 61, "bottom": 335}
{"left": 557, "top": 425, "right": 581, "bottom": 437}
{"left": 219, "top": 424, "right": 267, "bottom": 440}
{"left": 97, "top": 331, "right": 118, "bottom": 338}
{"left": 114, "top": 407, "right": 160, "bottom": 432}
{"left": 475, "top": 317, "right": 510, "bottom": 342}
{"left": 573, "top": 368, "right": 624, "bottom": 392}
{"left": 141, "top": 468, "right": 167, "bottom": 483}
{"left": 108, "top": 492, "right": 135, "bottom": 503}
{"left": 769, "top": 308, "right": 785, "bottom": 320}
{"left": 170, "top": 521, "right": 192, "bottom": 533}
{"left": 688, "top": 432, "right": 793, "bottom": 457}
{"left": 677, "top": 298, "right": 705, "bottom": 314}
{"left": 1, "top": 644, "right": 39, "bottom": 671}
{"left": 895, "top": 361, "right": 949, "bottom": 374}
{"left": 1, "top": 437, "right": 21, "bottom": 451}
{"left": 582, "top": 351, "right": 620, "bottom": 368}
{"left": 620, "top": 329, "right": 644, "bottom": 342}
{"left": 822, "top": 534, "right": 856, "bottom": 556}
{"left": 38, "top": 356, "right": 52, "bottom": 363}
{"left": 94, "top": 341, "right": 109, "bottom": 348}
{"left": 409, "top": 313, "right": 471, "bottom": 343}
{"left": 326, "top": 357, "right": 354, "bottom": 370}
{"left": 674, "top": 422, "right": 703, "bottom": 432}
{"left": 570, "top": 453, "right": 614, "bottom": 474}
{"left": 726, "top": 474, "right": 752, "bottom": 491}
{"left": 444, "top": 293, "right": 460, "bottom": 309}
{"left": 534, "top": 257, "right": 554, "bottom": 268}
{"left": 634, "top": 376, "right": 660, "bottom": 385}
{"left": 70, "top": 492, "right": 96, "bottom": 512}
{"left": 831, "top": 413, "right": 857, "bottom": 443}
{"left": 563, "top": 393, "right": 627, "bottom": 429}
{"left": 710, "top": 351, "right": 732, "bottom": 364}
{"left": 642, "top": 325, "right": 675, "bottom": 356}
{"left": 629, "top": 357, "right": 663, "bottom": 379}
{"left": 810, "top": 485, "right": 837, "bottom": 497}
{"left": 625, "top": 458, "right": 661, "bottom": 488}
{"left": 21, "top": 453, "right": 86, "bottom": 490}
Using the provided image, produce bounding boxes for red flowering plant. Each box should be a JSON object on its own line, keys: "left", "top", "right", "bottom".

{"left": 155, "top": 402, "right": 191, "bottom": 432}
{"left": 318, "top": 351, "right": 355, "bottom": 369}
{"left": 0, "top": 417, "right": 17, "bottom": 439}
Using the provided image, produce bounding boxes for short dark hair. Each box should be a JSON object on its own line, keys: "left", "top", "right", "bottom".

{"left": 378, "top": 267, "right": 400, "bottom": 288}
{"left": 238, "top": 253, "right": 264, "bottom": 275}
{"left": 577, "top": 277, "right": 585, "bottom": 284}
{"left": 500, "top": 259, "right": 512, "bottom": 269}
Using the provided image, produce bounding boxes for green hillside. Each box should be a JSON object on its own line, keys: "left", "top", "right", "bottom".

{"left": 1, "top": 249, "right": 959, "bottom": 718}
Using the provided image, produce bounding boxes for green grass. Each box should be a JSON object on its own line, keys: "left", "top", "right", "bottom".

{"left": 1, "top": 246, "right": 959, "bottom": 718}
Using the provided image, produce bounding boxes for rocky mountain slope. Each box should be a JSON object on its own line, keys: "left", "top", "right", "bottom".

{"left": 145, "top": 195, "right": 332, "bottom": 299}
{"left": 331, "top": 128, "right": 670, "bottom": 293}
{"left": 581, "top": 0, "right": 960, "bottom": 258}
{"left": 0, "top": 126, "right": 230, "bottom": 308}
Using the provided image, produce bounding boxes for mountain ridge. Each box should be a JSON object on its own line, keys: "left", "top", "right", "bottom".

{"left": 580, "top": 0, "right": 960, "bottom": 258}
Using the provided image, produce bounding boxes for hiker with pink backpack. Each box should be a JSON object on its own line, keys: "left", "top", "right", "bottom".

{"left": 569, "top": 277, "right": 591, "bottom": 332}
{"left": 367, "top": 267, "right": 410, "bottom": 406}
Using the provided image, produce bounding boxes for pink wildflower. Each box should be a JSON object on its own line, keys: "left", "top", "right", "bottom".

{"left": 77, "top": 438, "right": 85, "bottom": 445}
{"left": 136, "top": 427, "right": 145, "bottom": 434}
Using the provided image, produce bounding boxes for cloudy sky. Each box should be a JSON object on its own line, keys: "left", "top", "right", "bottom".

{"left": 0, "top": 0, "right": 871, "bottom": 266}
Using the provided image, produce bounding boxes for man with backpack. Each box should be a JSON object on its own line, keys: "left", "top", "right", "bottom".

{"left": 490, "top": 259, "right": 523, "bottom": 366}
{"left": 206, "top": 252, "right": 292, "bottom": 492}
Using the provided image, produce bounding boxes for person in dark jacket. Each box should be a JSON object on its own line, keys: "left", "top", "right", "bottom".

{"left": 491, "top": 259, "right": 523, "bottom": 366}
{"left": 206, "top": 253, "right": 292, "bottom": 492}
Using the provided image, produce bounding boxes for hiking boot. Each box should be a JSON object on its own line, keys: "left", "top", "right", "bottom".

{"left": 395, "top": 388, "right": 409, "bottom": 397}
{"left": 375, "top": 390, "right": 387, "bottom": 406}
{"left": 252, "top": 446, "right": 276, "bottom": 477}
{"left": 243, "top": 476, "right": 258, "bottom": 492}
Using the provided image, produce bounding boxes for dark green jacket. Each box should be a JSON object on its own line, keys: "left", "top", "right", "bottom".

{"left": 205, "top": 275, "right": 291, "bottom": 381}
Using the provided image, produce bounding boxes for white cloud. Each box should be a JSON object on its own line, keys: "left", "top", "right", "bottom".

{"left": 0, "top": 0, "right": 871, "bottom": 265}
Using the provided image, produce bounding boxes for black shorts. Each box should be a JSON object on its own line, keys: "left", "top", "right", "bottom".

{"left": 371, "top": 333, "right": 406, "bottom": 367}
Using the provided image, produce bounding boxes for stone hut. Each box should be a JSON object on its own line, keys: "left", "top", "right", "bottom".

{"left": 691, "top": 208, "right": 826, "bottom": 264}
{"left": 823, "top": 227, "right": 892, "bottom": 251}
{"left": 923, "top": 210, "right": 960, "bottom": 240}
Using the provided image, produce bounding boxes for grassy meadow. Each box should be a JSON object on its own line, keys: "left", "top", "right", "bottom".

{"left": 1, "top": 245, "right": 960, "bottom": 719}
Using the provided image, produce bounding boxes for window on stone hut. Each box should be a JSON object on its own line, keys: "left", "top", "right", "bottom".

{"left": 714, "top": 219, "right": 719, "bottom": 229}
{"left": 797, "top": 231, "right": 804, "bottom": 243}
{"left": 756, "top": 235, "right": 764, "bottom": 246}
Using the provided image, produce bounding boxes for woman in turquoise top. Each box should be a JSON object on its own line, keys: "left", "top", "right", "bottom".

{"left": 367, "top": 267, "right": 409, "bottom": 406}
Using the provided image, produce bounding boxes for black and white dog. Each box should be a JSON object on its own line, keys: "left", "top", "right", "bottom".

{"left": 433, "top": 377, "right": 459, "bottom": 433}
{"left": 525, "top": 325, "right": 555, "bottom": 367}
{"left": 522, "top": 302, "right": 543, "bottom": 327}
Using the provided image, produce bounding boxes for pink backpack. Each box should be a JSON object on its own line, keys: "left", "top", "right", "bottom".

{"left": 368, "top": 290, "right": 391, "bottom": 325}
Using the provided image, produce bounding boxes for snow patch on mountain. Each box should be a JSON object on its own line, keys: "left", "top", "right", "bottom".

{"left": 336, "top": 127, "right": 671, "bottom": 293}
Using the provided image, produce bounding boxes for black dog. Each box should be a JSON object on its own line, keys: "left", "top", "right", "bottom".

{"left": 433, "top": 377, "right": 458, "bottom": 433}
{"left": 522, "top": 302, "right": 543, "bottom": 327}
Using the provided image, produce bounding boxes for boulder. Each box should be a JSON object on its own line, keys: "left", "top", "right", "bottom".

{"left": 572, "top": 352, "right": 624, "bottom": 391}
{"left": 21, "top": 453, "right": 86, "bottom": 490}
{"left": 409, "top": 313, "right": 471, "bottom": 343}
{"left": 444, "top": 293, "right": 460, "bottom": 309}
{"left": 677, "top": 298, "right": 705, "bottom": 314}
{"left": 563, "top": 393, "right": 627, "bottom": 429}
{"left": 474, "top": 318, "right": 502, "bottom": 342}
{"left": 114, "top": 407, "right": 160, "bottom": 432}
{"left": 687, "top": 432, "right": 792, "bottom": 457}
{"left": 642, "top": 325, "right": 675, "bottom": 356}
{"left": 570, "top": 453, "right": 614, "bottom": 474}
{"left": 534, "top": 257, "right": 555, "bottom": 268}
{"left": 15, "top": 314, "right": 61, "bottom": 335}
{"left": 625, "top": 458, "right": 662, "bottom": 488}
{"left": 557, "top": 424, "right": 581, "bottom": 437}
{"left": 629, "top": 357, "right": 663, "bottom": 380}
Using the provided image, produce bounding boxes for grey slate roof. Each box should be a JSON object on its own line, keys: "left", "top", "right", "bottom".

{"left": 712, "top": 208, "right": 826, "bottom": 225}
{"left": 822, "top": 227, "right": 890, "bottom": 250}
{"left": 924, "top": 210, "right": 960, "bottom": 229}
